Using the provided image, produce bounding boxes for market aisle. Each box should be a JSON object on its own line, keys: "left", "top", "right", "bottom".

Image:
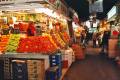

{"left": 63, "top": 54, "right": 120, "bottom": 80}
{"left": 82, "top": 41, "right": 102, "bottom": 55}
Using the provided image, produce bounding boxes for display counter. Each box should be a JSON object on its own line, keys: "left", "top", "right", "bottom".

{"left": 0, "top": 53, "right": 50, "bottom": 69}
{"left": 108, "top": 38, "right": 120, "bottom": 58}
{"left": 0, "top": 49, "right": 74, "bottom": 80}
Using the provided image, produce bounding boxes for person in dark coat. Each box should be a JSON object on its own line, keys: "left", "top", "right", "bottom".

{"left": 27, "top": 21, "right": 36, "bottom": 36}
{"left": 101, "top": 31, "right": 110, "bottom": 53}
{"left": 92, "top": 32, "right": 98, "bottom": 48}
{"left": 81, "top": 30, "right": 86, "bottom": 48}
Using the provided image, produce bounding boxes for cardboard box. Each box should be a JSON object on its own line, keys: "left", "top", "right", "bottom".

{"left": 27, "top": 60, "right": 45, "bottom": 80}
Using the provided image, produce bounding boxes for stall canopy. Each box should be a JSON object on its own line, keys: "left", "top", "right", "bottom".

{"left": 0, "top": 0, "right": 70, "bottom": 21}
{"left": 107, "top": 6, "right": 117, "bottom": 21}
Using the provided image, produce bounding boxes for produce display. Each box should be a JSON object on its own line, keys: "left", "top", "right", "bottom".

{"left": 6, "top": 34, "right": 21, "bottom": 52}
{"left": 18, "top": 22, "right": 29, "bottom": 32}
{"left": 51, "top": 33, "right": 66, "bottom": 49}
{"left": 60, "top": 32, "right": 70, "bottom": 44}
{"left": 1, "top": 24, "right": 9, "bottom": 29}
{"left": 0, "top": 8, "right": 73, "bottom": 80}
{"left": 0, "top": 13, "right": 70, "bottom": 54}
{"left": 17, "top": 35, "right": 58, "bottom": 54}
{"left": 0, "top": 35, "right": 10, "bottom": 53}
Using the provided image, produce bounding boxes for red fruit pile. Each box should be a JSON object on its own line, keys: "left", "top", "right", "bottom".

{"left": 17, "top": 36, "right": 58, "bottom": 54}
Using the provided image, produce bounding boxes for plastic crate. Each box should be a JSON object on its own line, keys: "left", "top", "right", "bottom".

{"left": 49, "top": 53, "right": 62, "bottom": 67}
{"left": 0, "top": 60, "right": 4, "bottom": 80}
{"left": 27, "top": 60, "right": 45, "bottom": 80}
{"left": 12, "top": 60, "right": 28, "bottom": 80}
{"left": 46, "top": 66, "right": 58, "bottom": 80}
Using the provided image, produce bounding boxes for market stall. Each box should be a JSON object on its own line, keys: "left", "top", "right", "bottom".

{"left": 0, "top": 0, "right": 75, "bottom": 80}
{"left": 107, "top": 5, "right": 120, "bottom": 58}
{"left": 69, "top": 11, "right": 85, "bottom": 60}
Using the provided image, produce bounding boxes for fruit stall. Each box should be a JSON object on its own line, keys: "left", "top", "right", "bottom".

{"left": 0, "top": 0, "right": 75, "bottom": 80}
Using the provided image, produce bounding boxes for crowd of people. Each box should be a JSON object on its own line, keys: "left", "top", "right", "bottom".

{"left": 79, "top": 20, "right": 111, "bottom": 53}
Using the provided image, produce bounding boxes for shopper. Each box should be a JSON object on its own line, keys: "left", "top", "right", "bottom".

{"left": 79, "top": 25, "right": 84, "bottom": 42}
{"left": 86, "top": 30, "right": 93, "bottom": 45}
{"left": 81, "top": 30, "right": 86, "bottom": 48}
{"left": 92, "top": 32, "right": 97, "bottom": 48}
{"left": 97, "top": 32, "right": 102, "bottom": 47}
{"left": 101, "top": 31, "right": 110, "bottom": 53}
{"left": 84, "top": 26, "right": 89, "bottom": 45}
{"left": 27, "top": 21, "right": 36, "bottom": 36}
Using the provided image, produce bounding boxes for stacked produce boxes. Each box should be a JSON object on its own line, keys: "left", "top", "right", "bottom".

{"left": 61, "top": 48, "right": 74, "bottom": 68}
{"left": 46, "top": 66, "right": 58, "bottom": 80}
{"left": 11, "top": 59, "right": 45, "bottom": 80}
{"left": 108, "top": 39, "right": 118, "bottom": 58}
{"left": 72, "top": 44, "right": 85, "bottom": 60}
{"left": 47, "top": 53, "right": 62, "bottom": 80}
{"left": 0, "top": 58, "right": 4, "bottom": 80}
{"left": 4, "top": 57, "right": 12, "bottom": 80}
{"left": 12, "top": 60, "right": 28, "bottom": 80}
{"left": 27, "top": 60, "right": 45, "bottom": 80}
{"left": 0, "top": 54, "right": 49, "bottom": 80}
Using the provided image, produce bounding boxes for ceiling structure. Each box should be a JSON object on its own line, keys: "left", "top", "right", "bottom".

{"left": 65, "top": 0, "right": 118, "bottom": 21}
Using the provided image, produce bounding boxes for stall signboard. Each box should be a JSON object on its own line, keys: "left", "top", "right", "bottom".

{"left": 0, "top": 0, "right": 68, "bottom": 16}
{"left": 0, "top": 0, "right": 44, "bottom": 4}
{"left": 107, "top": 6, "right": 117, "bottom": 21}
{"left": 89, "top": 0, "right": 103, "bottom": 13}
